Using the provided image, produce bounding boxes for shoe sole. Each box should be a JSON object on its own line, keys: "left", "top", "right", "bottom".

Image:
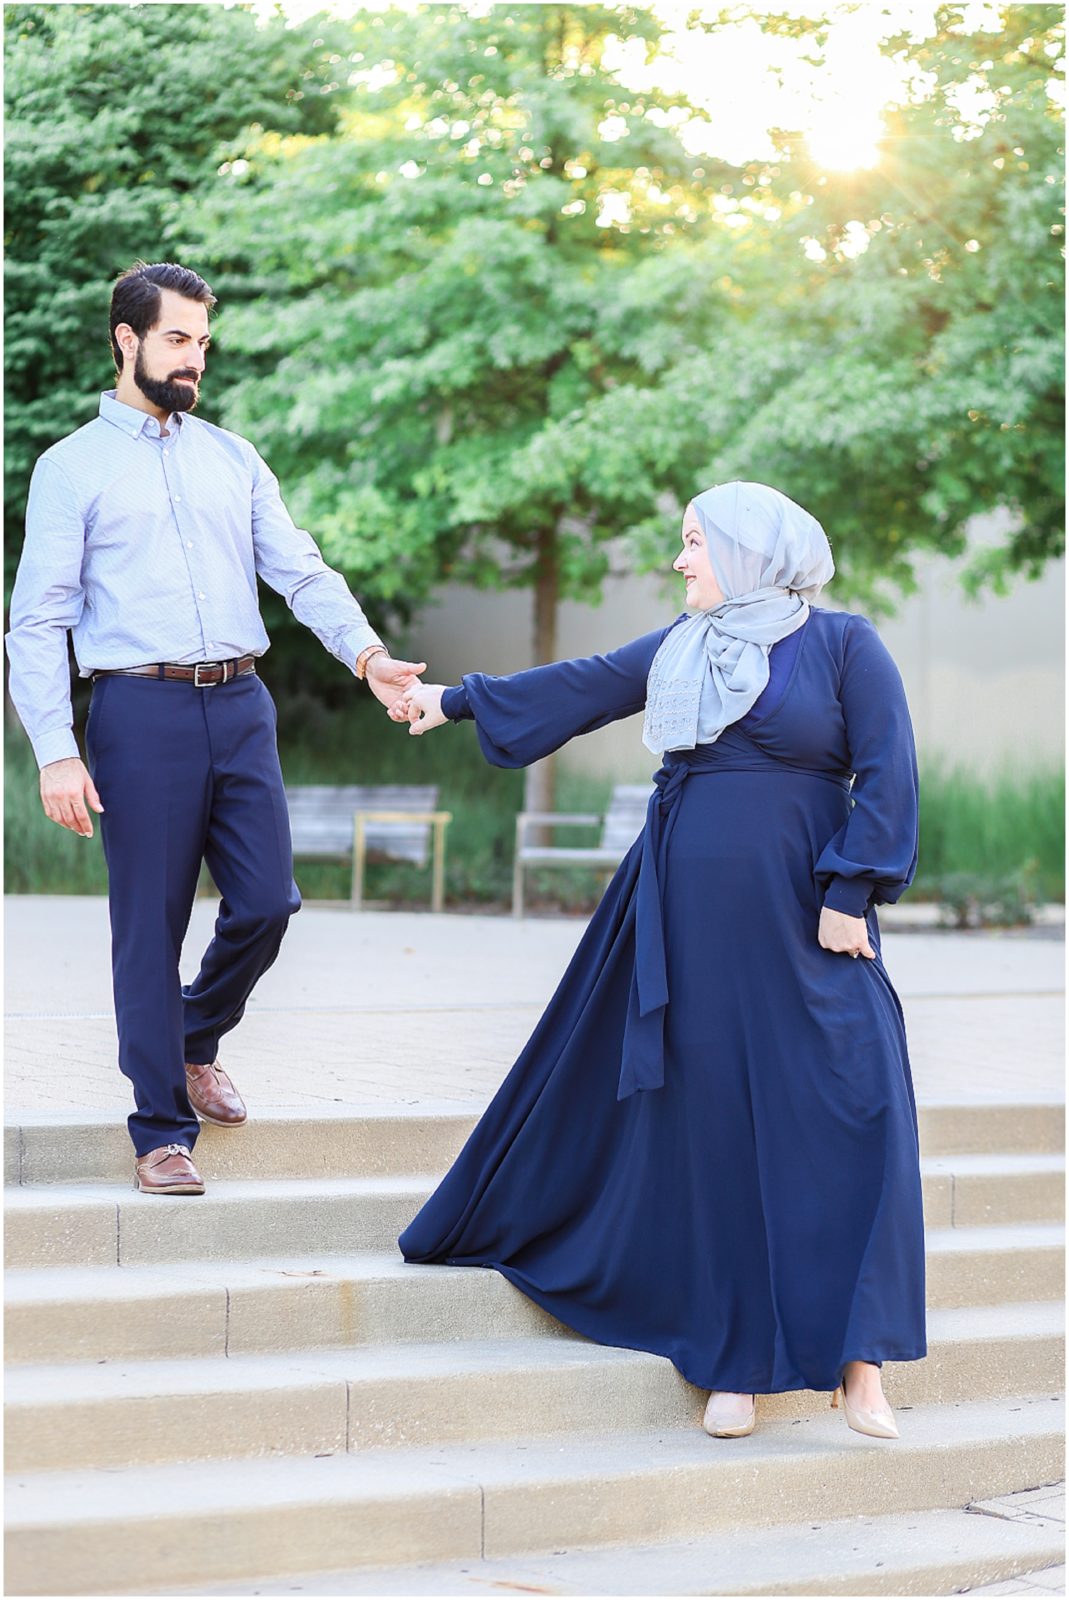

{"left": 703, "top": 1414, "right": 756, "bottom": 1438}
{"left": 192, "top": 1108, "right": 247, "bottom": 1127}
{"left": 135, "top": 1182, "right": 206, "bottom": 1195}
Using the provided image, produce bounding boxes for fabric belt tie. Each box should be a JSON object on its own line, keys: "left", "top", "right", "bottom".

{"left": 618, "top": 759, "right": 689, "bottom": 1101}
{"left": 92, "top": 655, "right": 257, "bottom": 686}
{"left": 616, "top": 747, "right": 853, "bottom": 1102}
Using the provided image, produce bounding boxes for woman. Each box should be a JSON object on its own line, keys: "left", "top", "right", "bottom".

{"left": 395, "top": 481, "right": 926, "bottom": 1442}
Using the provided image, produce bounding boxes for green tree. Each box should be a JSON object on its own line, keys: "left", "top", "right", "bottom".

{"left": 183, "top": 3, "right": 733, "bottom": 808}
{"left": 612, "top": 3, "right": 1065, "bottom": 603}
{"left": 8, "top": 0, "right": 1061, "bottom": 796}
{"left": 187, "top": 5, "right": 1062, "bottom": 711}
{"left": 4, "top": 1, "right": 352, "bottom": 578}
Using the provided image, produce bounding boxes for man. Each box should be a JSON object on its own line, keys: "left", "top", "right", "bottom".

{"left": 6, "top": 260, "right": 425, "bottom": 1195}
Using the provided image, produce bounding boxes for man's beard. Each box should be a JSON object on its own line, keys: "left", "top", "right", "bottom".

{"left": 134, "top": 342, "right": 201, "bottom": 413}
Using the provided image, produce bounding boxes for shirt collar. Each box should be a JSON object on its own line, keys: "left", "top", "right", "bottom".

{"left": 99, "top": 389, "right": 184, "bottom": 440}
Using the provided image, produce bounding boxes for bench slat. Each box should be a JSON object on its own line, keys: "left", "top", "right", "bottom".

{"left": 516, "top": 782, "right": 653, "bottom": 867}
{"left": 286, "top": 785, "right": 440, "bottom": 865}
{"left": 520, "top": 848, "right": 627, "bottom": 867}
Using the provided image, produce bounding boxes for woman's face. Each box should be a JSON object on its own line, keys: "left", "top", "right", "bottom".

{"left": 673, "top": 507, "right": 725, "bottom": 610}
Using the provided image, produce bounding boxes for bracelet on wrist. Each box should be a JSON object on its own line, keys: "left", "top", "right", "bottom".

{"left": 355, "top": 645, "right": 387, "bottom": 680}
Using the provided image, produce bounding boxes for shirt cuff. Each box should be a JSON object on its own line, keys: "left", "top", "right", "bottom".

{"left": 822, "top": 875, "right": 874, "bottom": 918}
{"left": 441, "top": 685, "right": 471, "bottom": 721}
{"left": 32, "top": 726, "right": 81, "bottom": 769}
{"left": 341, "top": 629, "right": 386, "bottom": 674}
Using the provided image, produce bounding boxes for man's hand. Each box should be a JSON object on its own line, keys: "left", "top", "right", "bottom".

{"left": 40, "top": 757, "right": 104, "bottom": 838}
{"left": 818, "top": 905, "right": 875, "bottom": 959}
{"left": 399, "top": 684, "right": 448, "bottom": 736}
{"left": 365, "top": 651, "right": 427, "bottom": 713}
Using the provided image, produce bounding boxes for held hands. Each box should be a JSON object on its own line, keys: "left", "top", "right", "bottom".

{"left": 392, "top": 684, "right": 448, "bottom": 736}
{"left": 365, "top": 651, "right": 427, "bottom": 714}
{"left": 40, "top": 757, "right": 104, "bottom": 838}
{"left": 818, "top": 906, "right": 875, "bottom": 959}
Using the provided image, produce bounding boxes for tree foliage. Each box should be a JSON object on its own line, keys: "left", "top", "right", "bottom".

{"left": 653, "top": 1, "right": 1066, "bottom": 601}
{"left": 4, "top": 0, "right": 1063, "bottom": 677}
{"left": 186, "top": 1, "right": 1063, "bottom": 643}
{"left": 182, "top": 3, "right": 728, "bottom": 670}
{"left": 3, "top": 1, "right": 352, "bottom": 571}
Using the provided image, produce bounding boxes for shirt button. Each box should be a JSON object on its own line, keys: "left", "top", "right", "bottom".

{"left": 163, "top": 449, "right": 170, "bottom": 457}
{"left": 198, "top": 592, "right": 206, "bottom": 601}
{"left": 187, "top": 541, "right": 193, "bottom": 550}
{"left": 174, "top": 495, "right": 182, "bottom": 504}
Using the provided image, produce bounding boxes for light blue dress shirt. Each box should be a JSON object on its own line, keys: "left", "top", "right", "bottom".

{"left": 6, "top": 390, "right": 384, "bottom": 767}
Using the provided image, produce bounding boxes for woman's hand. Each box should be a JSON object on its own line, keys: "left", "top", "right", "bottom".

{"left": 818, "top": 906, "right": 875, "bottom": 959}
{"left": 397, "top": 684, "right": 448, "bottom": 735}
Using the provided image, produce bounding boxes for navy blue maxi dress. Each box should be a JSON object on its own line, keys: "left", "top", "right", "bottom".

{"left": 398, "top": 606, "right": 927, "bottom": 1396}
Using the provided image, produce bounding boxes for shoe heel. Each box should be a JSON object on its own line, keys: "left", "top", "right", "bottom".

{"left": 835, "top": 1372, "right": 898, "bottom": 1439}
{"left": 830, "top": 1384, "right": 841, "bottom": 1409}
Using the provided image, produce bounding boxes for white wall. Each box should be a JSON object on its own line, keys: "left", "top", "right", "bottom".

{"left": 403, "top": 514, "right": 1065, "bottom": 782}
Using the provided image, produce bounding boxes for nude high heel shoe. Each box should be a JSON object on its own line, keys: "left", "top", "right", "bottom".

{"left": 703, "top": 1391, "right": 756, "bottom": 1437}
{"left": 831, "top": 1367, "right": 899, "bottom": 1439}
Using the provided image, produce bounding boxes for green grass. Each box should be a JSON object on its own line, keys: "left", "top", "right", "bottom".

{"left": 913, "top": 760, "right": 1065, "bottom": 903}
{"left": 4, "top": 721, "right": 111, "bottom": 895}
{"left": 5, "top": 702, "right": 1063, "bottom": 909}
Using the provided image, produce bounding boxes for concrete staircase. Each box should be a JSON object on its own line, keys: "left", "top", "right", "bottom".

{"left": 4, "top": 1102, "right": 1065, "bottom": 1597}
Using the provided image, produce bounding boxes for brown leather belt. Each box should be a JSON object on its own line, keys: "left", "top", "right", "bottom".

{"left": 92, "top": 655, "right": 257, "bottom": 687}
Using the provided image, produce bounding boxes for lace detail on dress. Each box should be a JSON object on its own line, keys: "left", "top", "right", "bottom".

{"left": 642, "top": 669, "right": 702, "bottom": 754}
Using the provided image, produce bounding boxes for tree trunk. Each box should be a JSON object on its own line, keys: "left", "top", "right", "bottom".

{"left": 522, "top": 9, "right": 565, "bottom": 834}
{"left": 523, "top": 523, "right": 559, "bottom": 830}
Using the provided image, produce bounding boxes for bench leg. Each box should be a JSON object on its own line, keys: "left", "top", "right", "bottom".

{"left": 351, "top": 816, "right": 366, "bottom": 911}
{"left": 431, "top": 819, "right": 446, "bottom": 914}
{"left": 512, "top": 855, "right": 524, "bottom": 918}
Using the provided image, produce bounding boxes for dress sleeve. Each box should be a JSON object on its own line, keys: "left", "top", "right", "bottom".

{"left": 814, "top": 615, "right": 919, "bottom": 917}
{"left": 439, "top": 624, "right": 673, "bottom": 769}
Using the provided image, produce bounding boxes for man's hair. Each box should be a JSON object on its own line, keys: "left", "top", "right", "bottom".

{"left": 109, "top": 261, "right": 216, "bottom": 369}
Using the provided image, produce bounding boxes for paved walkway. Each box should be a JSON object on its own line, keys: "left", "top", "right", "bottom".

{"left": 5, "top": 895, "right": 1063, "bottom": 1120}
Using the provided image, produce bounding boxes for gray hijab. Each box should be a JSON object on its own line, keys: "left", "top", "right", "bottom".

{"left": 642, "top": 481, "right": 835, "bottom": 755}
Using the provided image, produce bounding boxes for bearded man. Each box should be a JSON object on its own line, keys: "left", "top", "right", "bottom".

{"left": 6, "top": 260, "right": 425, "bottom": 1194}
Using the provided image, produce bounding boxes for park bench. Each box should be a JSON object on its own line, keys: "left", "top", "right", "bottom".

{"left": 285, "top": 784, "right": 452, "bottom": 912}
{"left": 512, "top": 782, "right": 654, "bottom": 918}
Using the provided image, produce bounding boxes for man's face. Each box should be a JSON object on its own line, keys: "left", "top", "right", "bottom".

{"left": 127, "top": 287, "right": 211, "bottom": 414}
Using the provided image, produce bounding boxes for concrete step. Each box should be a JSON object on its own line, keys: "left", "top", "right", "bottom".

{"left": 5, "top": 1302, "right": 1064, "bottom": 1474}
{"left": 5, "top": 1149, "right": 1065, "bottom": 1270}
{"left": 8, "top": 1216, "right": 1067, "bottom": 1366}
{"left": 5, "top": 1393, "right": 1063, "bottom": 1596}
{"left": 5, "top": 1100, "right": 1065, "bottom": 1187}
{"left": 926, "top": 1153, "right": 1064, "bottom": 1228}
{"left": 2, "top": 1250, "right": 562, "bottom": 1365}
{"left": 159, "top": 1490, "right": 1068, "bottom": 1597}
{"left": 6, "top": 1224, "right": 1064, "bottom": 1366}
{"left": 2, "top": 1174, "right": 435, "bottom": 1267}
{"left": 925, "top": 1224, "right": 1065, "bottom": 1308}
{"left": 4, "top": 1108, "right": 476, "bottom": 1187}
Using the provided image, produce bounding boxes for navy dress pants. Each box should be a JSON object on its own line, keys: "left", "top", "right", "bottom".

{"left": 85, "top": 672, "right": 301, "bottom": 1156}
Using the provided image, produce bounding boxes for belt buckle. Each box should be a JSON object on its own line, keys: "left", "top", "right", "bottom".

{"left": 193, "top": 662, "right": 220, "bottom": 688}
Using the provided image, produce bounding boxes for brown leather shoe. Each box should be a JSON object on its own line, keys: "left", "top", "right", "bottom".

{"left": 185, "top": 1058, "right": 247, "bottom": 1126}
{"left": 135, "top": 1143, "right": 205, "bottom": 1195}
